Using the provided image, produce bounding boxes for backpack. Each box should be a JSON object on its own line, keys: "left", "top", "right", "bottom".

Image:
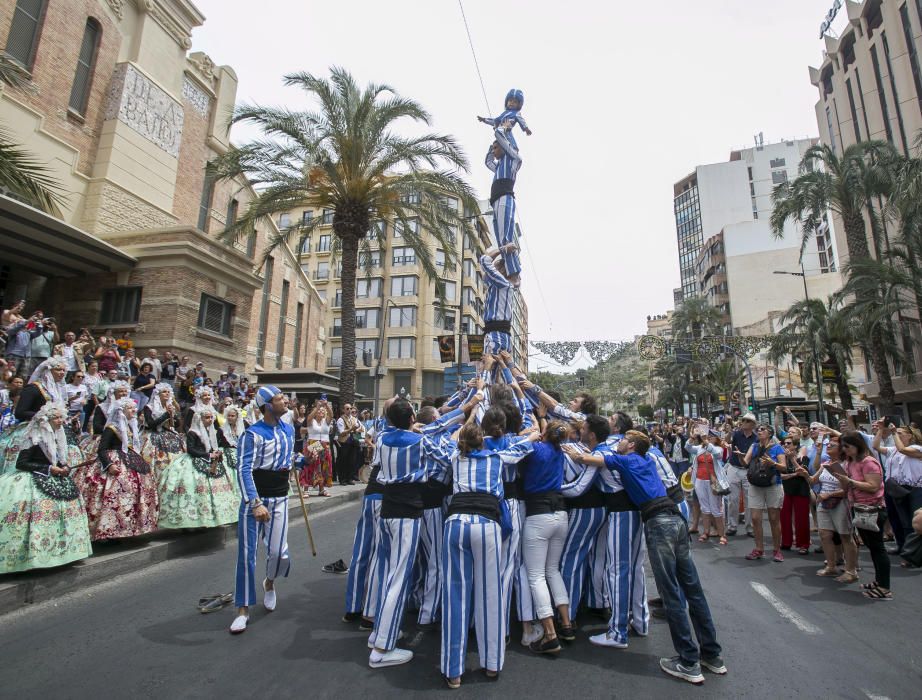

{"left": 747, "top": 445, "right": 775, "bottom": 487}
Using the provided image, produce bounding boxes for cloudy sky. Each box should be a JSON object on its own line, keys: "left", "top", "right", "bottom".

{"left": 190, "top": 0, "right": 847, "bottom": 368}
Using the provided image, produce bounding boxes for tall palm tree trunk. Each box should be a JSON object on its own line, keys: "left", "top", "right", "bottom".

{"left": 338, "top": 231, "right": 360, "bottom": 407}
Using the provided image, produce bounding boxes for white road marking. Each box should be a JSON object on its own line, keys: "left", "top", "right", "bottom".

{"left": 862, "top": 691, "right": 891, "bottom": 700}
{"left": 749, "top": 581, "right": 821, "bottom": 635}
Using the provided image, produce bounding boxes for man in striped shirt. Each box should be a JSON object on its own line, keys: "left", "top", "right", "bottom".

{"left": 481, "top": 248, "right": 517, "bottom": 356}
{"left": 485, "top": 131, "right": 523, "bottom": 279}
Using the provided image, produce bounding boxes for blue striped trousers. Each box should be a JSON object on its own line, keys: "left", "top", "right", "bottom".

{"left": 484, "top": 330, "right": 513, "bottom": 356}
{"left": 586, "top": 521, "right": 609, "bottom": 609}
{"left": 605, "top": 511, "right": 649, "bottom": 644}
{"left": 441, "top": 514, "right": 505, "bottom": 678}
{"left": 492, "top": 194, "right": 522, "bottom": 277}
{"left": 559, "top": 506, "right": 608, "bottom": 620}
{"left": 371, "top": 517, "right": 420, "bottom": 651}
{"left": 416, "top": 506, "right": 445, "bottom": 625}
{"left": 234, "top": 496, "right": 290, "bottom": 607}
{"left": 344, "top": 495, "right": 381, "bottom": 615}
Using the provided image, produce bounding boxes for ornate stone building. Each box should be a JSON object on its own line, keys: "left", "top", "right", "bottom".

{"left": 0, "top": 0, "right": 325, "bottom": 377}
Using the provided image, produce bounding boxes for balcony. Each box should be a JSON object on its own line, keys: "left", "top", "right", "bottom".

{"left": 330, "top": 326, "right": 342, "bottom": 338}
{"left": 313, "top": 270, "right": 330, "bottom": 281}
{"left": 392, "top": 256, "right": 417, "bottom": 267}
{"left": 328, "top": 355, "right": 342, "bottom": 367}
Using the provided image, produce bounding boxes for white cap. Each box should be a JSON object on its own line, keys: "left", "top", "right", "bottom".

{"left": 740, "top": 413, "right": 757, "bottom": 423}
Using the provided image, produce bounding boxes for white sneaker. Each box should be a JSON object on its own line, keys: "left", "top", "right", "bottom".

{"left": 369, "top": 647, "right": 414, "bottom": 668}
{"left": 229, "top": 615, "right": 248, "bottom": 634}
{"left": 263, "top": 579, "right": 277, "bottom": 612}
{"left": 520, "top": 622, "right": 544, "bottom": 647}
{"left": 589, "top": 632, "right": 628, "bottom": 649}
{"left": 368, "top": 630, "right": 405, "bottom": 649}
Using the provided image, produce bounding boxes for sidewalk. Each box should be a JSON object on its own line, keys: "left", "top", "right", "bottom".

{"left": 0, "top": 481, "right": 366, "bottom": 616}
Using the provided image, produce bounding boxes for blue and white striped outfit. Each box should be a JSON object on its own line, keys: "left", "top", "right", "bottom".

{"left": 479, "top": 88, "right": 530, "bottom": 149}
{"left": 484, "top": 130, "right": 523, "bottom": 277}
{"left": 234, "top": 419, "right": 297, "bottom": 608}
{"left": 559, "top": 443, "right": 609, "bottom": 621}
{"left": 441, "top": 439, "right": 534, "bottom": 679}
{"left": 371, "top": 428, "right": 452, "bottom": 652}
{"left": 482, "top": 254, "right": 515, "bottom": 355}
{"left": 359, "top": 420, "right": 394, "bottom": 619}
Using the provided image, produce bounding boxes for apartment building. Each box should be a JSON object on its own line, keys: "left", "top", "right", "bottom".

{"left": 0, "top": 0, "right": 325, "bottom": 377}
{"left": 281, "top": 199, "right": 529, "bottom": 407}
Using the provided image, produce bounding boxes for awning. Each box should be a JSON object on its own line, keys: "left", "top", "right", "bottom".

{"left": 253, "top": 369, "right": 363, "bottom": 398}
{"left": 0, "top": 194, "right": 136, "bottom": 277}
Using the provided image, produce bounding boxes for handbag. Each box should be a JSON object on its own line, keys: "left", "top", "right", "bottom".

{"left": 851, "top": 503, "right": 882, "bottom": 532}
{"left": 710, "top": 472, "right": 731, "bottom": 496}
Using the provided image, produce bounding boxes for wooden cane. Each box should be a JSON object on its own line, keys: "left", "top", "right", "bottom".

{"left": 292, "top": 471, "right": 317, "bottom": 556}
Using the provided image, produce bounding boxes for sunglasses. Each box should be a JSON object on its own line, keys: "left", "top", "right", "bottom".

{"left": 783, "top": 441, "right": 794, "bottom": 446}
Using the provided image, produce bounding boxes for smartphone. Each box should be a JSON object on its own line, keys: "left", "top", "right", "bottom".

{"left": 825, "top": 461, "right": 847, "bottom": 477}
{"left": 884, "top": 415, "right": 903, "bottom": 428}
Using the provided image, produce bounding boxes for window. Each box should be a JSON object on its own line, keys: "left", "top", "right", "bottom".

{"left": 771, "top": 170, "right": 788, "bottom": 185}
{"left": 463, "top": 286, "right": 477, "bottom": 306}
{"left": 422, "top": 371, "right": 443, "bottom": 397}
{"left": 370, "top": 220, "right": 386, "bottom": 237}
{"left": 357, "top": 277, "right": 383, "bottom": 298}
{"left": 356, "top": 339, "right": 378, "bottom": 364}
{"left": 226, "top": 198, "right": 239, "bottom": 227}
{"left": 389, "top": 306, "right": 417, "bottom": 327}
{"left": 437, "top": 280, "right": 457, "bottom": 301}
{"left": 197, "top": 170, "right": 215, "bottom": 232}
{"left": 360, "top": 250, "right": 381, "bottom": 268}
{"left": 68, "top": 18, "right": 100, "bottom": 114}
{"left": 463, "top": 259, "right": 475, "bottom": 279}
{"left": 333, "top": 261, "right": 343, "bottom": 278}
{"left": 871, "top": 45, "right": 895, "bottom": 145}
{"left": 316, "top": 289, "right": 327, "bottom": 303}
{"left": 278, "top": 212, "right": 291, "bottom": 229}
{"left": 322, "top": 208, "right": 333, "bottom": 225}
{"left": 293, "top": 302, "right": 304, "bottom": 367}
{"left": 315, "top": 261, "right": 329, "bottom": 280}
{"left": 333, "top": 288, "right": 342, "bottom": 307}
{"left": 432, "top": 338, "right": 445, "bottom": 361}
{"left": 440, "top": 195, "right": 459, "bottom": 211}
{"left": 317, "top": 234, "right": 331, "bottom": 252}
{"left": 275, "top": 280, "right": 289, "bottom": 367}
{"left": 463, "top": 233, "right": 475, "bottom": 251}
{"left": 257, "top": 256, "right": 273, "bottom": 365}
{"left": 435, "top": 249, "right": 446, "bottom": 267}
{"left": 246, "top": 230, "right": 257, "bottom": 258}
{"left": 400, "top": 191, "right": 420, "bottom": 204}
{"left": 198, "top": 294, "right": 234, "bottom": 337}
{"left": 769, "top": 158, "right": 786, "bottom": 168}
{"left": 846, "top": 78, "right": 861, "bottom": 142}
{"left": 388, "top": 337, "right": 415, "bottom": 359}
{"left": 299, "top": 236, "right": 311, "bottom": 254}
{"left": 461, "top": 315, "right": 476, "bottom": 334}
{"left": 391, "top": 275, "right": 418, "bottom": 297}
{"left": 302, "top": 211, "right": 313, "bottom": 225}
{"left": 392, "top": 370, "right": 413, "bottom": 395}
{"left": 436, "top": 309, "right": 456, "bottom": 331}
{"left": 6, "top": 0, "right": 46, "bottom": 70}
{"left": 392, "top": 246, "right": 416, "bottom": 266}
{"left": 355, "top": 308, "right": 380, "bottom": 329}
{"left": 394, "top": 218, "right": 419, "bottom": 237}
{"left": 332, "top": 317, "right": 342, "bottom": 337}
{"left": 100, "top": 287, "right": 141, "bottom": 325}
{"left": 329, "top": 346, "right": 342, "bottom": 367}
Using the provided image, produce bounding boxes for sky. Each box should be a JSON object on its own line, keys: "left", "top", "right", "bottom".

{"left": 189, "top": 0, "right": 848, "bottom": 370}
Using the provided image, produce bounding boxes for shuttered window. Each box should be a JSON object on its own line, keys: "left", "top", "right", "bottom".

{"left": 5, "top": 0, "right": 46, "bottom": 70}
{"left": 198, "top": 294, "right": 234, "bottom": 337}
{"left": 100, "top": 287, "right": 142, "bottom": 325}
{"left": 68, "top": 19, "right": 100, "bottom": 115}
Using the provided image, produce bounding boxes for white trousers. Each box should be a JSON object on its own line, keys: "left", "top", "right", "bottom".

{"left": 523, "top": 511, "right": 570, "bottom": 620}
{"left": 694, "top": 479, "right": 724, "bottom": 516}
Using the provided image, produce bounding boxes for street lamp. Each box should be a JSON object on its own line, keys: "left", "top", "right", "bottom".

{"left": 773, "top": 264, "right": 825, "bottom": 423}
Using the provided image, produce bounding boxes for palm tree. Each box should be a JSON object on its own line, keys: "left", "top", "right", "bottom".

{"left": 700, "top": 360, "right": 747, "bottom": 413}
{"left": 208, "top": 67, "right": 478, "bottom": 405}
{"left": 0, "top": 55, "right": 64, "bottom": 214}
{"left": 771, "top": 141, "right": 898, "bottom": 414}
{"left": 670, "top": 297, "right": 723, "bottom": 341}
{"left": 769, "top": 296, "right": 856, "bottom": 410}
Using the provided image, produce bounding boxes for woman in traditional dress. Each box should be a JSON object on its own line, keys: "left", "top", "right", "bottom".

{"left": 72, "top": 397, "right": 159, "bottom": 540}
{"left": 81, "top": 379, "right": 130, "bottom": 454}
{"left": 181, "top": 385, "right": 216, "bottom": 433}
{"left": 141, "top": 383, "right": 185, "bottom": 478}
{"left": 0, "top": 402, "right": 92, "bottom": 574}
{"left": 157, "top": 406, "right": 238, "bottom": 528}
{"left": 0, "top": 357, "right": 68, "bottom": 476}
{"left": 300, "top": 403, "right": 333, "bottom": 496}
{"left": 219, "top": 403, "right": 245, "bottom": 500}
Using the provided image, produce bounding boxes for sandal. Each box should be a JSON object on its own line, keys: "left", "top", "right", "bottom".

{"left": 718, "top": 537, "right": 728, "bottom": 546}
{"left": 835, "top": 572, "right": 858, "bottom": 583}
{"left": 860, "top": 582, "right": 880, "bottom": 591}
{"left": 797, "top": 548, "right": 810, "bottom": 555}
{"left": 444, "top": 676, "right": 461, "bottom": 689}
{"left": 816, "top": 568, "right": 840, "bottom": 577}
{"left": 862, "top": 586, "right": 893, "bottom": 601}
{"left": 698, "top": 535, "right": 709, "bottom": 543}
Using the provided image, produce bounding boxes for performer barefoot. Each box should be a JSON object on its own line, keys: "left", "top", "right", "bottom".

{"left": 230, "top": 385, "right": 302, "bottom": 635}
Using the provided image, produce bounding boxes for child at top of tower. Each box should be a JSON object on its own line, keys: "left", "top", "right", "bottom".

{"left": 478, "top": 88, "right": 532, "bottom": 149}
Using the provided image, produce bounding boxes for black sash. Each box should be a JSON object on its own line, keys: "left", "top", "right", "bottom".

{"left": 484, "top": 320, "right": 512, "bottom": 334}
{"left": 502, "top": 480, "right": 521, "bottom": 500}
{"left": 566, "top": 488, "right": 606, "bottom": 509}
{"left": 604, "top": 490, "right": 638, "bottom": 513}
{"left": 381, "top": 482, "right": 424, "bottom": 519}
{"left": 447, "top": 492, "right": 501, "bottom": 522}
{"left": 489, "top": 178, "right": 515, "bottom": 205}
{"left": 524, "top": 491, "right": 566, "bottom": 516}
{"left": 422, "top": 481, "right": 451, "bottom": 509}
{"left": 253, "top": 469, "right": 290, "bottom": 498}
{"left": 365, "top": 465, "right": 383, "bottom": 496}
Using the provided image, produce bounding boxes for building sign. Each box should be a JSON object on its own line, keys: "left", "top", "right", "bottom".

{"left": 819, "top": 0, "right": 843, "bottom": 39}
{"left": 466, "top": 335, "right": 484, "bottom": 362}
{"left": 437, "top": 335, "right": 456, "bottom": 363}
{"left": 105, "top": 63, "right": 185, "bottom": 158}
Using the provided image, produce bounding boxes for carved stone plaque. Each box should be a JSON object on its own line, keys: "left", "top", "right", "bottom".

{"left": 105, "top": 63, "right": 185, "bottom": 157}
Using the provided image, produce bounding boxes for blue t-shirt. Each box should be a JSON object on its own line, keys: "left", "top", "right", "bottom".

{"left": 603, "top": 452, "right": 667, "bottom": 506}
{"left": 520, "top": 441, "right": 565, "bottom": 494}
{"left": 752, "top": 442, "right": 785, "bottom": 485}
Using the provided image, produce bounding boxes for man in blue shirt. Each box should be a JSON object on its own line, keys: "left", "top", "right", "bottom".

{"left": 564, "top": 430, "right": 725, "bottom": 686}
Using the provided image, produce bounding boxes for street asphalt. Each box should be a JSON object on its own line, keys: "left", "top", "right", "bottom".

{"left": 0, "top": 501, "right": 919, "bottom": 699}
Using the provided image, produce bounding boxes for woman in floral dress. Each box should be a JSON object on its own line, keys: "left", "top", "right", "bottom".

{"left": 157, "top": 407, "right": 238, "bottom": 529}
{"left": 0, "top": 402, "right": 92, "bottom": 574}
{"left": 141, "top": 383, "right": 185, "bottom": 478}
{"left": 72, "top": 397, "right": 159, "bottom": 540}
{"left": 300, "top": 403, "right": 333, "bottom": 496}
